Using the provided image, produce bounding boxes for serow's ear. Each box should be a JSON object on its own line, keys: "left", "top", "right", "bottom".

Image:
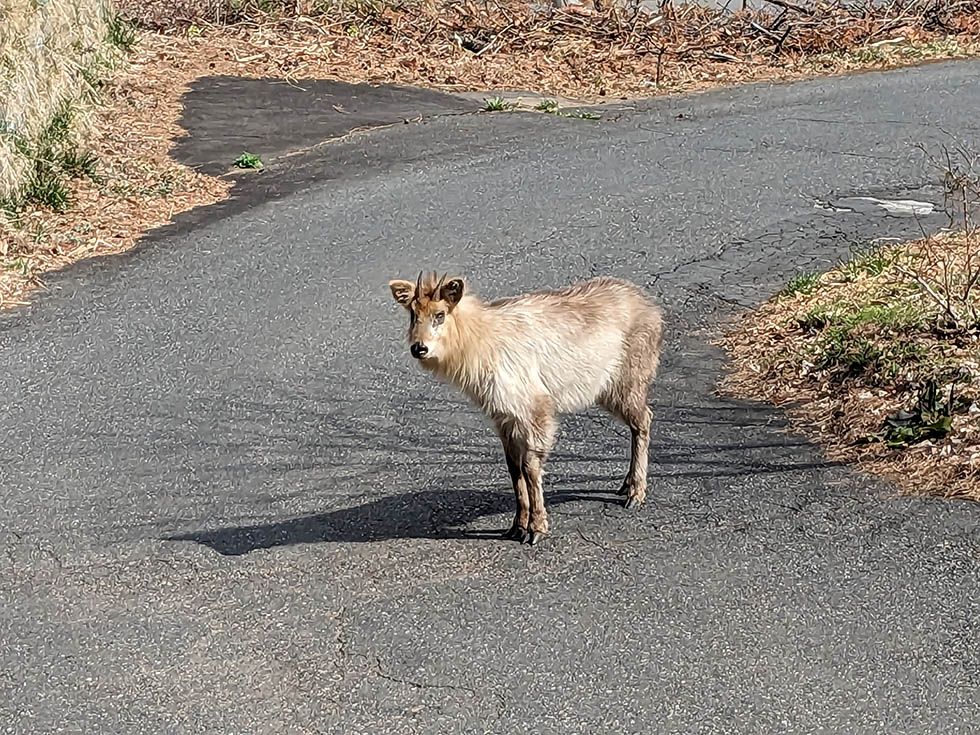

{"left": 389, "top": 280, "right": 415, "bottom": 308}
{"left": 440, "top": 277, "right": 464, "bottom": 307}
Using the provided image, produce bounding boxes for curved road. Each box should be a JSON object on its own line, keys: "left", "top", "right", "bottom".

{"left": 2, "top": 62, "right": 979, "bottom": 733}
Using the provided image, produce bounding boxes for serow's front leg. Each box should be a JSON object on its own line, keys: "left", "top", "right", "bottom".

{"left": 523, "top": 455, "right": 549, "bottom": 546}
{"left": 502, "top": 443, "right": 530, "bottom": 543}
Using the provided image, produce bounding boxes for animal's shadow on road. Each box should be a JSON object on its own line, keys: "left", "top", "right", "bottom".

{"left": 157, "top": 345, "right": 852, "bottom": 557}
{"left": 162, "top": 388, "right": 840, "bottom": 556}
{"left": 165, "top": 486, "right": 615, "bottom": 555}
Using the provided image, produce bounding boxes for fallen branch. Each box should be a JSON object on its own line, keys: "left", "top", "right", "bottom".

{"left": 896, "top": 265, "right": 965, "bottom": 326}
{"left": 750, "top": 20, "right": 785, "bottom": 41}
{"left": 707, "top": 50, "right": 742, "bottom": 61}
{"left": 762, "top": 0, "right": 813, "bottom": 14}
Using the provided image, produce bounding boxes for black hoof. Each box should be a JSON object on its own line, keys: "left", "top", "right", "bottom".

{"left": 503, "top": 524, "right": 529, "bottom": 543}
{"left": 624, "top": 495, "right": 644, "bottom": 509}
{"left": 527, "top": 529, "right": 547, "bottom": 546}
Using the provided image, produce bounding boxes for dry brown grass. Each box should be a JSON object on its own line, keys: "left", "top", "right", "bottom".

{"left": 2, "top": 0, "right": 979, "bottom": 308}
{"left": 719, "top": 231, "right": 980, "bottom": 501}
{"left": 0, "top": 0, "right": 119, "bottom": 202}
{"left": 0, "top": 29, "right": 230, "bottom": 307}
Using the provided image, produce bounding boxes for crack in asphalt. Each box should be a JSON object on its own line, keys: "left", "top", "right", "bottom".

{"left": 373, "top": 656, "right": 479, "bottom": 696}
{"left": 334, "top": 603, "right": 483, "bottom": 700}
{"left": 648, "top": 238, "right": 736, "bottom": 288}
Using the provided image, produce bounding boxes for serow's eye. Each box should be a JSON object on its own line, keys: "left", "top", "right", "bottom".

{"left": 433, "top": 312, "right": 446, "bottom": 325}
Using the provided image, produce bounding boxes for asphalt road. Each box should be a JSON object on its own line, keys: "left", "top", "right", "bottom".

{"left": 2, "top": 62, "right": 980, "bottom": 734}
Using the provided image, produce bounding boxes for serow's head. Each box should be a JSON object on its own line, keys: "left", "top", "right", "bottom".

{"left": 389, "top": 271, "right": 465, "bottom": 362}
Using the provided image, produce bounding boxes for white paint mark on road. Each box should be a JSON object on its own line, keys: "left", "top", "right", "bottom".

{"left": 841, "top": 196, "right": 936, "bottom": 217}
{"left": 814, "top": 201, "right": 855, "bottom": 213}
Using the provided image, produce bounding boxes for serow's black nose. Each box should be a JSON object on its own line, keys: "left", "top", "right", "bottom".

{"left": 410, "top": 342, "right": 428, "bottom": 359}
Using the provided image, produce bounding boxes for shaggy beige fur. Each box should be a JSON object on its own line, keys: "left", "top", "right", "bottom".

{"left": 390, "top": 272, "right": 665, "bottom": 544}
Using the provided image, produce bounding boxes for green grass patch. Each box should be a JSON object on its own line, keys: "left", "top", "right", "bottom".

{"left": 797, "top": 296, "right": 934, "bottom": 383}
{"left": 106, "top": 13, "right": 138, "bottom": 52}
{"left": 532, "top": 99, "right": 600, "bottom": 120}
{"left": 10, "top": 99, "right": 103, "bottom": 211}
{"left": 62, "top": 149, "right": 103, "bottom": 183}
{"left": 4, "top": 258, "right": 30, "bottom": 277}
{"left": 233, "top": 152, "right": 263, "bottom": 169}
{"left": 483, "top": 96, "right": 510, "bottom": 112}
{"left": 20, "top": 102, "right": 74, "bottom": 210}
{"left": 780, "top": 271, "right": 822, "bottom": 298}
{"left": 23, "top": 173, "right": 72, "bottom": 212}
{"left": 810, "top": 326, "right": 929, "bottom": 384}
{"left": 817, "top": 301, "right": 925, "bottom": 331}
{"left": 2, "top": 99, "right": 106, "bottom": 212}
{"left": 838, "top": 245, "right": 895, "bottom": 280}
{"left": 808, "top": 37, "right": 971, "bottom": 73}
{"left": 0, "top": 196, "right": 18, "bottom": 221}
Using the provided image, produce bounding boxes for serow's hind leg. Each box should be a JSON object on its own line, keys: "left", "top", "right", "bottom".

{"left": 621, "top": 401, "right": 652, "bottom": 509}
{"left": 600, "top": 389, "right": 652, "bottom": 509}
{"left": 524, "top": 398, "right": 557, "bottom": 545}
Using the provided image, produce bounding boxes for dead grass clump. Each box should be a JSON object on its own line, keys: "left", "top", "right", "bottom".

{"left": 0, "top": 0, "right": 126, "bottom": 210}
{"left": 116, "top": 0, "right": 326, "bottom": 29}
{"left": 0, "top": 22, "right": 229, "bottom": 308}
